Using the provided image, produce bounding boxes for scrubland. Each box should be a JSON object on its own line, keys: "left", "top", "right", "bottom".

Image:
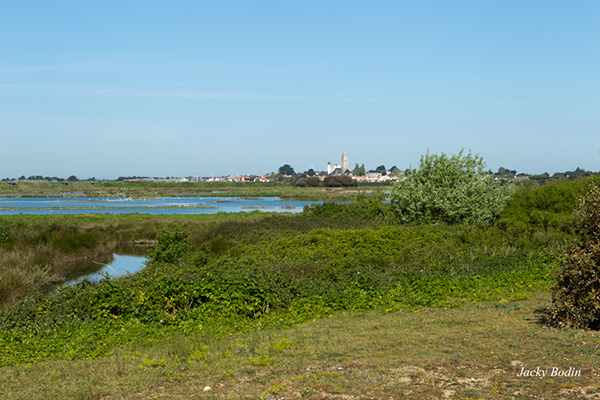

{"left": 1, "top": 177, "right": 600, "bottom": 399}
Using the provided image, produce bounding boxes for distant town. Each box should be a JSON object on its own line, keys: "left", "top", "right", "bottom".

{"left": 2, "top": 151, "right": 597, "bottom": 186}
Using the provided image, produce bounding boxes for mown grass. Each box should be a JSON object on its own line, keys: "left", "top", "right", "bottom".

{"left": 2, "top": 294, "right": 600, "bottom": 399}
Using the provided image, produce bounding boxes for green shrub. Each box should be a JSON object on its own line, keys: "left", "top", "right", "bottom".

{"left": 147, "top": 227, "right": 190, "bottom": 264}
{"left": 545, "top": 185, "right": 600, "bottom": 329}
{"left": 390, "top": 150, "right": 510, "bottom": 224}
{"left": 497, "top": 177, "right": 600, "bottom": 236}
{"left": 323, "top": 175, "right": 358, "bottom": 187}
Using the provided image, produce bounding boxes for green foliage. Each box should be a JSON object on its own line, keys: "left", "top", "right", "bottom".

{"left": 0, "top": 213, "right": 559, "bottom": 366}
{"left": 546, "top": 185, "right": 600, "bottom": 329}
{"left": 352, "top": 163, "right": 366, "bottom": 176}
{"left": 303, "top": 196, "right": 393, "bottom": 224}
{"left": 323, "top": 175, "right": 358, "bottom": 187}
{"left": 497, "top": 176, "right": 600, "bottom": 237}
{"left": 0, "top": 185, "right": 581, "bottom": 366}
{"left": 293, "top": 177, "right": 322, "bottom": 187}
{"left": 278, "top": 164, "right": 295, "bottom": 175}
{"left": 147, "top": 227, "right": 190, "bottom": 264}
{"left": 390, "top": 150, "right": 510, "bottom": 224}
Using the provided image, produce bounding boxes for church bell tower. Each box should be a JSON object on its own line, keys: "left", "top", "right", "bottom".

{"left": 341, "top": 151, "right": 349, "bottom": 173}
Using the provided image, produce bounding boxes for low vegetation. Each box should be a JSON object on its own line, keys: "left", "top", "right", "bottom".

{"left": 0, "top": 212, "right": 271, "bottom": 307}
{"left": 2, "top": 168, "right": 600, "bottom": 398}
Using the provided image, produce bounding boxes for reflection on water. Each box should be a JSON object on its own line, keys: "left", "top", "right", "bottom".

{"left": 0, "top": 195, "right": 320, "bottom": 215}
{"left": 63, "top": 253, "right": 148, "bottom": 286}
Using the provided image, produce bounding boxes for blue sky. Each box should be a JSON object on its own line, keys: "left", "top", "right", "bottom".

{"left": 1, "top": 1, "right": 598, "bottom": 179}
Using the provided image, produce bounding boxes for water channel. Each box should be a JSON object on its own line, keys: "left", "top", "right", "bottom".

{"left": 62, "top": 253, "right": 148, "bottom": 286}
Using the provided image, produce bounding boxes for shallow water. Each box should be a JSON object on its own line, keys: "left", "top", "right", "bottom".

{"left": 62, "top": 253, "right": 148, "bottom": 286}
{"left": 0, "top": 196, "right": 319, "bottom": 215}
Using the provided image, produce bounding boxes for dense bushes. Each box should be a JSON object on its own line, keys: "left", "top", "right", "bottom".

{"left": 390, "top": 150, "right": 510, "bottom": 224}
{"left": 497, "top": 176, "right": 600, "bottom": 236}
{"left": 0, "top": 214, "right": 560, "bottom": 365}
{"left": 146, "top": 227, "right": 190, "bottom": 264}
{"left": 323, "top": 175, "right": 358, "bottom": 187}
{"left": 293, "top": 176, "right": 322, "bottom": 187}
{"left": 545, "top": 185, "right": 600, "bottom": 329}
{"left": 3, "top": 177, "right": 597, "bottom": 366}
{"left": 303, "top": 196, "right": 393, "bottom": 223}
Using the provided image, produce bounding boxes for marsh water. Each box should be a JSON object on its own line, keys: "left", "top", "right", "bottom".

{"left": 0, "top": 196, "right": 320, "bottom": 215}
{"left": 62, "top": 252, "right": 148, "bottom": 286}
{"left": 5, "top": 195, "right": 321, "bottom": 285}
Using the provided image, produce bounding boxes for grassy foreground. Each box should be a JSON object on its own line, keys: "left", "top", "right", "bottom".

{"left": 2, "top": 293, "right": 600, "bottom": 399}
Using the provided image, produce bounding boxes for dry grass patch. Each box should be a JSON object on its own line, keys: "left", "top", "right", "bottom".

{"left": 3, "top": 293, "right": 600, "bottom": 399}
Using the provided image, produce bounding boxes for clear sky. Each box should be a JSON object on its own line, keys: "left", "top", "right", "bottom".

{"left": 1, "top": 1, "right": 598, "bottom": 179}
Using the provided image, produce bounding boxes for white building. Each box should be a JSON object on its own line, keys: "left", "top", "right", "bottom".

{"left": 327, "top": 162, "right": 341, "bottom": 174}
{"left": 327, "top": 151, "right": 350, "bottom": 175}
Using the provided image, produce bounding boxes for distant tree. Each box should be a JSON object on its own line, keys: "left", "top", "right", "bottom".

{"left": 352, "top": 163, "right": 366, "bottom": 176}
{"left": 278, "top": 164, "right": 295, "bottom": 175}
{"left": 67, "top": 175, "right": 79, "bottom": 182}
{"left": 566, "top": 167, "right": 592, "bottom": 178}
{"left": 530, "top": 172, "right": 550, "bottom": 181}
{"left": 270, "top": 172, "right": 287, "bottom": 182}
{"left": 305, "top": 168, "right": 316, "bottom": 177}
{"left": 376, "top": 165, "right": 387, "bottom": 176}
{"left": 390, "top": 166, "right": 402, "bottom": 176}
{"left": 496, "top": 167, "right": 517, "bottom": 177}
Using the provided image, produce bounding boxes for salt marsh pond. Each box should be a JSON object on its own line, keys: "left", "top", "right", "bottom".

{"left": 0, "top": 195, "right": 321, "bottom": 215}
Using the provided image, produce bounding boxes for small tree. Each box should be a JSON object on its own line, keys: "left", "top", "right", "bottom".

{"left": 390, "top": 150, "right": 509, "bottom": 224}
{"left": 545, "top": 185, "right": 600, "bottom": 329}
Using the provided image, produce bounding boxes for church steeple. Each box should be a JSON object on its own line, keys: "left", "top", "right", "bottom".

{"left": 341, "top": 150, "right": 349, "bottom": 173}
